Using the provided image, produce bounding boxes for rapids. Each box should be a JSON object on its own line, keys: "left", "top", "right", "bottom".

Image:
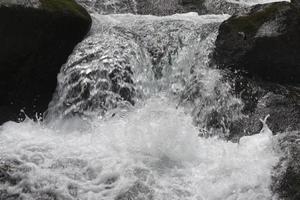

{"left": 0, "top": 97, "right": 279, "bottom": 200}
{"left": 0, "top": 0, "right": 291, "bottom": 199}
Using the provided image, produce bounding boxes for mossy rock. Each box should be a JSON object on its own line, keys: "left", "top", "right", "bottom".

{"left": 39, "top": 0, "right": 90, "bottom": 19}
{"left": 0, "top": 0, "right": 91, "bottom": 124}
{"left": 213, "top": 2, "right": 300, "bottom": 84}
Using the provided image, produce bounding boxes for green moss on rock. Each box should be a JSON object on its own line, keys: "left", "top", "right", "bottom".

{"left": 228, "top": 2, "right": 289, "bottom": 34}
{"left": 214, "top": 1, "right": 300, "bottom": 84}
{"left": 40, "top": 0, "right": 90, "bottom": 19}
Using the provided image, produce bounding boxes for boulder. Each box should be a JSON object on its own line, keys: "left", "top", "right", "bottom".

{"left": 213, "top": 2, "right": 300, "bottom": 84}
{"left": 272, "top": 131, "right": 300, "bottom": 200}
{"left": 0, "top": 0, "right": 91, "bottom": 124}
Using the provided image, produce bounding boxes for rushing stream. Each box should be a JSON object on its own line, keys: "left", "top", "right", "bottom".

{"left": 0, "top": 0, "right": 291, "bottom": 199}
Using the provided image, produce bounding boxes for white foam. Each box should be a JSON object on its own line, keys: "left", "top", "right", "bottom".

{"left": 92, "top": 12, "right": 230, "bottom": 26}
{"left": 226, "top": 0, "right": 290, "bottom": 6}
{"left": 0, "top": 97, "right": 279, "bottom": 200}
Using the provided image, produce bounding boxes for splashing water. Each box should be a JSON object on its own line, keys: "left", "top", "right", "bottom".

{"left": 0, "top": 97, "right": 279, "bottom": 200}
{"left": 0, "top": 8, "right": 283, "bottom": 200}
{"left": 226, "top": 0, "right": 290, "bottom": 6}
{"left": 76, "top": 0, "right": 138, "bottom": 14}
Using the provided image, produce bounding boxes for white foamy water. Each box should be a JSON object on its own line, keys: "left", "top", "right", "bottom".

{"left": 227, "top": 0, "right": 290, "bottom": 6}
{"left": 0, "top": 97, "right": 279, "bottom": 200}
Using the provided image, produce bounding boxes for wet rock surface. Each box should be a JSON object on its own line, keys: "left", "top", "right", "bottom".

{"left": 227, "top": 77, "right": 300, "bottom": 141}
{"left": 213, "top": 1, "right": 300, "bottom": 84}
{"left": 272, "top": 131, "right": 300, "bottom": 200}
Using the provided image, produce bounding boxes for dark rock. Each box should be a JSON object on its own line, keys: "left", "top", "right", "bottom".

{"left": 272, "top": 131, "right": 300, "bottom": 200}
{"left": 292, "top": 0, "right": 300, "bottom": 7}
{"left": 0, "top": 0, "right": 91, "bottom": 124}
{"left": 213, "top": 2, "right": 300, "bottom": 84}
{"left": 225, "top": 73, "right": 300, "bottom": 141}
{"left": 180, "top": 0, "right": 206, "bottom": 13}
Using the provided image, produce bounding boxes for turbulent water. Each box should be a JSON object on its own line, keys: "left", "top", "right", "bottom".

{"left": 0, "top": 1, "right": 290, "bottom": 200}
{"left": 0, "top": 98, "right": 279, "bottom": 200}
{"left": 227, "top": 0, "right": 290, "bottom": 5}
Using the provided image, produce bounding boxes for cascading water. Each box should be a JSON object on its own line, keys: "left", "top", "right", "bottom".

{"left": 226, "top": 0, "right": 290, "bottom": 5}
{"left": 0, "top": 98, "right": 279, "bottom": 200}
{"left": 0, "top": 1, "right": 288, "bottom": 200}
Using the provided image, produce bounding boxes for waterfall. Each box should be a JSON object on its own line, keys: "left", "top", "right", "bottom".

{"left": 0, "top": 1, "right": 289, "bottom": 200}
{"left": 46, "top": 13, "right": 243, "bottom": 137}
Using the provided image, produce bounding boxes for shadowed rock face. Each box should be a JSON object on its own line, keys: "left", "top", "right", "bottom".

{"left": 272, "top": 131, "right": 300, "bottom": 200}
{"left": 0, "top": 0, "right": 91, "bottom": 124}
{"left": 212, "top": 1, "right": 300, "bottom": 139}
{"left": 227, "top": 75, "right": 300, "bottom": 141}
{"left": 292, "top": 0, "right": 300, "bottom": 6}
{"left": 213, "top": 2, "right": 300, "bottom": 84}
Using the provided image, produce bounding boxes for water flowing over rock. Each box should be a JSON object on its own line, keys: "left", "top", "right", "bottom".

{"left": 76, "top": 0, "right": 138, "bottom": 14}
{"left": 0, "top": 0, "right": 299, "bottom": 199}
{"left": 76, "top": 0, "right": 278, "bottom": 15}
{"left": 47, "top": 13, "right": 244, "bottom": 137}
